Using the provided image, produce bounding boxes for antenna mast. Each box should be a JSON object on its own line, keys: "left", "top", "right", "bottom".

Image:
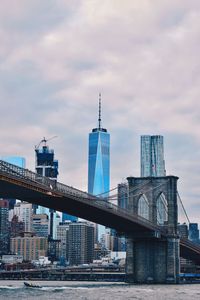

{"left": 98, "top": 93, "right": 102, "bottom": 130}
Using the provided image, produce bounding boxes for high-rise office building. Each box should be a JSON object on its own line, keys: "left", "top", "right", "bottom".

{"left": 0, "top": 199, "right": 9, "bottom": 254}
{"left": 10, "top": 215, "right": 25, "bottom": 238}
{"left": 88, "top": 94, "right": 110, "bottom": 241}
{"left": 10, "top": 232, "right": 48, "bottom": 261}
{"left": 56, "top": 222, "right": 69, "bottom": 261}
{"left": 32, "top": 214, "right": 49, "bottom": 237}
{"left": 178, "top": 223, "right": 188, "bottom": 239}
{"left": 88, "top": 94, "right": 110, "bottom": 195}
{"left": 68, "top": 222, "right": 94, "bottom": 265}
{"left": 118, "top": 183, "right": 128, "bottom": 209}
{"left": 141, "top": 135, "right": 166, "bottom": 177}
{"left": 189, "top": 223, "right": 199, "bottom": 244}
{"left": 13, "top": 202, "right": 33, "bottom": 232}
{"left": 35, "top": 137, "right": 58, "bottom": 237}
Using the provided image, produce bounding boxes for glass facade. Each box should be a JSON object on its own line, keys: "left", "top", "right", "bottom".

{"left": 62, "top": 213, "right": 78, "bottom": 222}
{"left": 117, "top": 183, "right": 128, "bottom": 209}
{"left": 189, "top": 223, "right": 199, "bottom": 243}
{"left": 1, "top": 156, "right": 26, "bottom": 168}
{"left": 88, "top": 129, "right": 110, "bottom": 196}
{"left": 88, "top": 97, "right": 110, "bottom": 241}
{"left": 141, "top": 135, "right": 166, "bottom": 177}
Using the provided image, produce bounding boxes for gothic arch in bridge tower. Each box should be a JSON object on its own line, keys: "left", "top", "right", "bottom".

{"left": 137, "top": 194, "right": 149, "bottom": 220}
{"left": 156, "top": 192, "right": 168, "bottom": 225}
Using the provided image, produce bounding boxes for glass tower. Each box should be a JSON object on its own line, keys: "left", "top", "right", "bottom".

{"left": 141, "top": 135, "right": 166, "bottom": 177}
{"left": 88, "top": 95, "right": 110, "bottom": 196}
{"left": 88, "top": 94, "right": 110, "bottom": 240}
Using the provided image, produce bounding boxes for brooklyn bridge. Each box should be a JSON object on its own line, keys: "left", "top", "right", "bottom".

{"left": 0, "top": 160, "right": 200, "bottom": 283}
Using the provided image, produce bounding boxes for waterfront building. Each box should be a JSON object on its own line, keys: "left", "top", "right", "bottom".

{"left": 68, "top": 222, "right": 94, "bottom": 265}
{"left": 141, "top": 135, "right": 166, "bottom": 177}
{"left": 10, "top": 215, "right": 25, "bottom": 238}
{"left": 0, "top": 199, "right": 9, "bottom": 254}
{"left": 178, "top": 223, "right": 189, "bottom": 239}
{"left": 1, "top": 255, "right": 23, "bottom": 264}
{"left": 35, "top": 137, "right": 58, "bottom": 237}
{"left": 32, "top": 214, "right": 49, "bottom": 237}
{"left": 10, "top": 232, "right": 48, "bottom": 261}
{"left": 0, "top": 156, "right": 26, "bottom": 209}
{"left": 88, "top": 94, "right": 110, "bottom": 241}
{"left": 56, "top": 222, "right": 69, "bottom": 261}
{"left": 47, "top": 238, "right": 61, "bottom": 262}
{"left": 117, "top": 183, "right": 128, "bottom": 209}
{"left": 13, "top": 202, "right": 32, "bottom": 232}
{"left": 53, "top": 212, "right": 61, "bottom": 239}
{"left": 189, "top": 223, "right": 199, "bottom": 244}
{"left": 111, "top": 183, "right": 128, "bottom": 252}
{"left": 178, "top": 223, "right": 190, "bottom": 269}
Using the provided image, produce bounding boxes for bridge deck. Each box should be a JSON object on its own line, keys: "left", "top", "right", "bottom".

{"left": 0, "top": 160, "right": 200, "bottom": 263}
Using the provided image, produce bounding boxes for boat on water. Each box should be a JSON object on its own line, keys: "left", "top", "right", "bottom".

{"left": 24, "top": 282, "right": 42, "bottom": 288}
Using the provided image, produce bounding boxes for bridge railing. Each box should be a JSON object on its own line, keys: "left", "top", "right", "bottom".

{"left": 0, "top": 159, "right": 166, "bottom": 233}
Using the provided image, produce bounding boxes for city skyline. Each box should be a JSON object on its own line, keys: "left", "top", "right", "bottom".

{"left": 0, "top": 1, "right": 200, "bottom": 223}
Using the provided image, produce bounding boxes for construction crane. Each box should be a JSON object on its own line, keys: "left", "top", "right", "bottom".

{"left": 35, "top": 136, "right": 58, "bottom": 150}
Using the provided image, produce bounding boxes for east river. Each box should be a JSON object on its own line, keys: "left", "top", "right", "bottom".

{"left": 0, "top": 281, "right": 200, "bottom": 300}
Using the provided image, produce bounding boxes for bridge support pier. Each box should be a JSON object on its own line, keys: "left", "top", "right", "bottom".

{"left": 126, "top": 176, "right": 180, "bottom": 284}
{"left": 126, "top": 236, "right": 180, "bottom": 284}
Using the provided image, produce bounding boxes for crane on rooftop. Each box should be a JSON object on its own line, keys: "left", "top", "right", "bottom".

{"left": 35, "top": 136, "right": 58, "bottom": 150}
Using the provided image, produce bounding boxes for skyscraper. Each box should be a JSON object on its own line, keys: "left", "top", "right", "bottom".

{"left": 189, "top": 223, "right": 199, "bottom": 244}
{"left": 88, "top": 94, "right": 110, "bottom": 241}
{"left": 0, "top": 199, "right": 9, "bottom": 254}
{"left": 68, "top": 222, "right": 94, "bottom": 265}
{"left": 88, "top": 94, "right": 110, "bottom": 195}
{"left": 141, "top": 135, "right": 166, "bottom": 177}
{"left": 35, "top": 137, "right": 58, "bottom": 238}
{"left": 13, "top": 202, "right": 33, "bottom": 232}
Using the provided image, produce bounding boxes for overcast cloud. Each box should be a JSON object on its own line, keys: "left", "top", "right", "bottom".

{"left": 0, "top": 0, "right": 200, "bottom": 223}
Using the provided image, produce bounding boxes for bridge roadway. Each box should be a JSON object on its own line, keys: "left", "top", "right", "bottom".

{"left": 0, "top": 160, "right": 200, "bottom": 264}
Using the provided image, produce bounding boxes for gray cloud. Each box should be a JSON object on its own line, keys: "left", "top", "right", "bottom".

{"left": 0, "top": 0, "right": 200, "bottom": 223}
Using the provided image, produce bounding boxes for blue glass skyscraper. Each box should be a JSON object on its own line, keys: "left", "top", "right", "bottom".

{"left": 88, "top": 95, "right": 110, "bottom": 196}
{"left": 88, "top": 94, "right": 110, "bottom": 241}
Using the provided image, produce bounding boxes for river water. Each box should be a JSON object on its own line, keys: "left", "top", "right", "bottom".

{"left": 0, "top": 280, "right": 200, "bottom": 300}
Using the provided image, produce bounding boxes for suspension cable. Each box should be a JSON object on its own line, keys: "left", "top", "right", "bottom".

{"left": 177, "top": 191, "right": 190, "bottom": 224}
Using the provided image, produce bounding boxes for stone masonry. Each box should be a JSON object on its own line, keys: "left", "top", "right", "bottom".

{"left": 126, "top": 176, "right": 180, "bottom": 284}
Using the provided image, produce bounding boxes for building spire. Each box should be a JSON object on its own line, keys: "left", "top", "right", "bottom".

{"left": 98, "top": 93, "right": 101, "bottom": 130}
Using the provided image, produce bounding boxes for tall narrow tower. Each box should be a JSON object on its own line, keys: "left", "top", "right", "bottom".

{"left": 88, "top": 94, "right": 110, "bottom": 196}
{"left": 141, "top": 135, "right": 166, "bottom": 177}
{"left": 88, "top": 94, "right": 110, "bottom": 241}
{"left": 35, "top": 137, "right": 58, "bottom": 238}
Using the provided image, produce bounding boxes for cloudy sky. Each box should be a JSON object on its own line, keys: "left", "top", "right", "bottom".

{"left": 0, "top": 0, "right": 200, "bottom": 223}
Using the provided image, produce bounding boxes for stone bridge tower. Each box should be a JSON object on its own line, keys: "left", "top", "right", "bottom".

{"left": 126, "top": 176, "right": 180, "bottom": 283}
